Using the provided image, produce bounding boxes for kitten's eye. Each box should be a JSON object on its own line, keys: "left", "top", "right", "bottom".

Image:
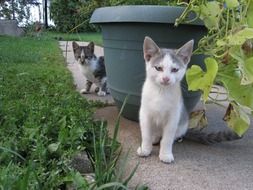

{"left": 171, "top": 68, "right": 179, "bottom": 73}
{"left": 154, "top": 66, "right": 163, "bottom": 72}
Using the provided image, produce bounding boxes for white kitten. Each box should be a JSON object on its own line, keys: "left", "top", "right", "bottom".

{"left": 137, "top": 36, "right": 194, "bottom": 163}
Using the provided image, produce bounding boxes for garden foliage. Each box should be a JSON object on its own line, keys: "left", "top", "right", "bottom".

{"left": 0, "top": 36, "right": 98, "bottom": 188}
{"left": 50, "top": 0, "right": 169, "bottom": 32}
{"left": 176, "top": 0, "right": 253, "bottom": 136}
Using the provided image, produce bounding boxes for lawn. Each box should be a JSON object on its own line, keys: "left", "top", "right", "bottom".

{"left": 0, "top": 35, "right": 99, "bottom": 188}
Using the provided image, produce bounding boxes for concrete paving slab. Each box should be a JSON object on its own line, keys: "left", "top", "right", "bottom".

{"left": 60, "top": 41, "right": 253, "bottom": 190}
{"left": 95, "top": 105, "right": 253, "bottom": 190}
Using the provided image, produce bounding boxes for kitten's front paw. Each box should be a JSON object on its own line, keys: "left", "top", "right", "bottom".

{"left": 159, "top": 153, "right": 174, "bottom": 164}
{"left": 97, "top": 91, "right": 106, "bottom": 96}
{"left": 80, "top": 89, "right": 90, "bottom": 94}
{"left": 137, "top": 146, "right": 151, "bottom": 157}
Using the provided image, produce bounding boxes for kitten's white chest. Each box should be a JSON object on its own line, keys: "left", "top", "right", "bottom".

{"left": 78, "top": 61, "right": 98, "bottom": 83}
{"left": 142, "top": 81, "right": 181, "bottom": 109}
{"left": 140, "top": 80, "right": 182, "bottom": 125}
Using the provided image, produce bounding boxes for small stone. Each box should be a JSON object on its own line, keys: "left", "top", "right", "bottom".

{"left": 71, "top": 151, "right": 94, "bottom": 174}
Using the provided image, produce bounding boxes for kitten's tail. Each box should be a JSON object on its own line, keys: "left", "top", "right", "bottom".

{"left": 184, "top": 129, "right": 243, "bottom": 145}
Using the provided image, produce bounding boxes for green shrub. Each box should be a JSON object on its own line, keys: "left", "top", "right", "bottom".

{"left": 50, "top": 0, "right": 105, "bottom": 32}
{"left": 49, "top": 0, "right": 169, "bottom": 33}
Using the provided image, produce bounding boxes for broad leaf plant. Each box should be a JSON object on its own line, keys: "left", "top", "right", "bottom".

{"left": 175, "top": 0, "right": 253, "bottom": 136}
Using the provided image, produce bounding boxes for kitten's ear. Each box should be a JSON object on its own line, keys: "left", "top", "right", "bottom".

{"left": 88, "top": 42, "right": 95, "bottom": 53}
{"left": 143, "top": 36, "right": 160, "bottom": 62}
{"left": 176, "top": 40, "right": 194, "bottom": 65}
{"left": 72, "top": 41, "right": 79, "bottom": 52}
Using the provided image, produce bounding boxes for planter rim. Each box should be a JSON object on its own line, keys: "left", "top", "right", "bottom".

{"left": 90, "top": 5, "right": 204, "bottom": 26}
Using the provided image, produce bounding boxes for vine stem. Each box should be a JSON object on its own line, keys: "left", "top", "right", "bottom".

{"left": 174, "top": 0, "right": 196, "bottom": 26}
{"left": 206, "top": 99, "right": 228, "bottom": 108}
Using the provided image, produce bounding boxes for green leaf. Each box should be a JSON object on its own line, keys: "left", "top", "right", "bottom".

{"left": 198, "top": 2, "right": 222, "bottom": 29}
{"left": 247, "top": 0, "right": 253, "bottom": 27}
{"left": 244, "top": 57, "right": 253, "bottom": 82}
{"left": 229, "top": 47, "right": 253, "bottom": 85}
{"left": 227, "top": 28, "right": 253, "bottom": 46}
{"left": 229, "top": 46, "right": 244, "bottom": 63}
{"left": 225, "top": 0, "right": 239, "bottom": 9}
{"left": 220, "top": 65, "right": 253, "bottom": 109}
{"left": 239, "top": 56, "right": 253, "bottom": 85}
{"left": 48, "top": 142, "right": 60, "bottom": 153}
{"left": 186, "top": 57, "right": 218, "bottom": 102}
{"left": 223, "top": 103, "right": 250, "bottom": 136}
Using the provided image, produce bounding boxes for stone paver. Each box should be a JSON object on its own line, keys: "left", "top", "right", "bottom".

{"left": 60, "top": 41, "right": 253, "bottom": 190}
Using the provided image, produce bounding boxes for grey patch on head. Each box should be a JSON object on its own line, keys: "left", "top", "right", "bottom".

{"left": 83, "top": 46, "right": 96, "bottom": 60}
{"left": 150, "top": 48, "right": 185, "bottom": 68}
{"left": 149, "top": 49, "right": 165, "bottom": 66}
{"left": 164, "top": 49, "right": 186, "bottom": 68}
{"left": 72, "top": 42, "right": 96, "bottom": 64}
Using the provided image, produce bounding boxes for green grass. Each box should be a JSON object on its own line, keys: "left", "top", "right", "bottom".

{"left": 0, "top": 35, "right": 98, "bottom": 189}
{"left": 43, "top": 31, "right": 103, "bottom": 46}
{"left": 0, "top": 35, "right": 147, "bottom": 190}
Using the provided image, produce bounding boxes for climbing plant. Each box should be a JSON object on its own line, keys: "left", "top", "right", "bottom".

{"left": 175, "top": 0, "right": 253, "bottom": 136}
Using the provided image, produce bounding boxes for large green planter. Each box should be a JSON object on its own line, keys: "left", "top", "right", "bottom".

{"left": 90, "top": 5, "right": 206, "bottom": 121}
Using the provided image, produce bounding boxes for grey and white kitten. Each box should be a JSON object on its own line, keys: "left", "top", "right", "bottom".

{"left": 72, "top": 41, "right": 108, "bottom": 96}
{"left": 137, "top": 36, "right": 193, "bottom": 163}
{"left": 137, "top": 37, "right": 242, "bottom": 163}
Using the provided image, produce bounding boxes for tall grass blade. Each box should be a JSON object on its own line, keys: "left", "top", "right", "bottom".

{"left": 110, "top": 96, "right": 129, "bottom": 162}
{"left": 123, "top": 162, "right": 140, "bottom": 186}
{"left": 0, "top": 146, "right": 25, "bottom": 161}
{"left": 96, "top": 182, "right": 128, "bottom": 190}
{"left": 112, "top": 95, "right": 129, "bottom": 143}
{"left": 116, "top": 148, "right": 131, "bottom": 182}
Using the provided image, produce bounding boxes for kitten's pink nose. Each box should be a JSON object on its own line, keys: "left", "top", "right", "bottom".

{"left": 162, "top": 77, "right": 170, "bottom": 83}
